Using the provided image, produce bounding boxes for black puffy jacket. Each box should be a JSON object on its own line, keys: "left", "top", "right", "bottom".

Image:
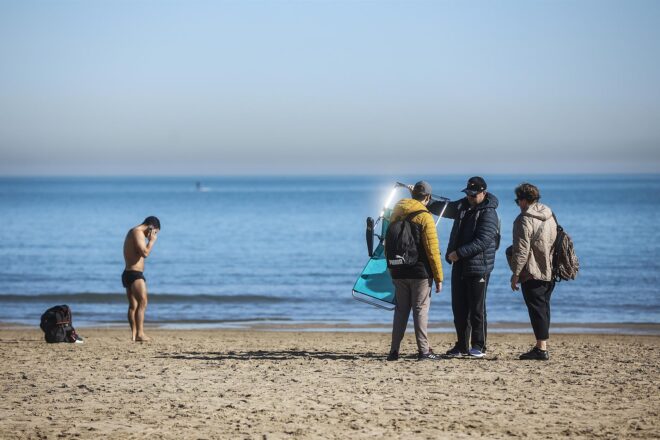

{"left": 430, "top": 193, "right": 500, "bottom": 276}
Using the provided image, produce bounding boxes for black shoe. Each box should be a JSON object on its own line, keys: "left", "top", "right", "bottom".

{"left": 417, "top": 349, "right": 441, "bottom": 361}
{"left": 387, "top": 350, "right": 399, "bottom": 361}
{"left": 519, "top": 347, "right": 549, "bottom": 361}
{"left": 445, "top": 344, "right": 467, "bottom": 358}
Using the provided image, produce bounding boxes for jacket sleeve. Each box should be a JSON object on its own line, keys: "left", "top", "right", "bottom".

{"left": 420, "top": 212, "right": 443, "bottom": 283}
{"left": 511, "top": 216, "right": 532, "bottom": 276}
{"left": 456, "top": 208, "right": 498, "bottom": 259}
{"left": 428, "top": 199, "right": 461, "bottom": 219}
{"left": 445, "top": 219, "right": 459, "bottom": 264}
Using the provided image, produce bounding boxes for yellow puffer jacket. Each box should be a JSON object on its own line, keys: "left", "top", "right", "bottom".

{"left": 390, "top": 198, "right": 443, "bottom": 283}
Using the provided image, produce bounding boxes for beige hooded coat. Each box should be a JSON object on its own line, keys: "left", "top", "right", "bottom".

{"left": 511, "top": 202, "right": 557, "bottom": 282}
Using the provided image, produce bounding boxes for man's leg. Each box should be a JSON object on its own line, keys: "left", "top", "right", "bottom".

{"left": 482, "top": 273, "right": 490, "bottom": 352}
{"left": 390, "top": 279, "right": 412, "bottom": 354}
{"left": 451, "top": 266, "right": 470, "bottom": 352}
{"left": 522, "top": 280, "right": 552, "bottom": 350}
{"left": 544, "top": 283, "right": 554, "bottom": 349}
{"left": 126, "top": 288, "right": 138, "bottom": 341}
{"left": 131, "top": 279, "right": 151, "bottom": 342}
{"left": 467, "top": 275, "right": 487, "bottom": 351}
{"left": 411, "top": 278, "right": 432, "bottom": 354}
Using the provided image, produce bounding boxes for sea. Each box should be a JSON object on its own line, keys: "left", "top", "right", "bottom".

{"left": 0, "top": 175, "right": 658, "bottom": 333}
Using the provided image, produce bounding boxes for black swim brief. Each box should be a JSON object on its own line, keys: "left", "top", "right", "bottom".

{"left": 122, "top": 270, "right": 145, "bottom": 288}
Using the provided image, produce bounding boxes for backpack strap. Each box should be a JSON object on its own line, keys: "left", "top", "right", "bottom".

{"left": 405, "top": 210, "right": 428, "bottom": 222}
{"left": 551, "top": 212, "right": 564, "bottom": 232}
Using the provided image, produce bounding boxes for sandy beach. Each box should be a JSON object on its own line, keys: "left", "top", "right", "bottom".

{"left": 0, "top": 328, "right": 658, "bottom": 439}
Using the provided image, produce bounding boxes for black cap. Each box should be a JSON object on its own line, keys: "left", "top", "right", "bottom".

{"left": 413, "top": 180, "right": 432, "bottom": 196}
{"left": 462, "top": 176, "right": 487, "bottom": 196}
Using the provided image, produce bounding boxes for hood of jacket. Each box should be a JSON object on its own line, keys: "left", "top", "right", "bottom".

{"left": 522, "top": 202, "right": 553, "bottom": 221}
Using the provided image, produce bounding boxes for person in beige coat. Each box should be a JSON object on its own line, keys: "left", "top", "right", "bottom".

{"left": 509, "top": 183, "right": 557, "bottom": 360}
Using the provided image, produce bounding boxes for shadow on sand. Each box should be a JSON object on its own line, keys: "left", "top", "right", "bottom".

{"left": 156, "top": 350, "right": 502, "bottom": 362}
{"left": 155, "top": 349, "right": 402, "bottom": 362}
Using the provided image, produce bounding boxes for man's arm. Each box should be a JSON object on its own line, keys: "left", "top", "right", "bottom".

{"left": 511, "top": 216, "right": 532, "bottom": 277}
{"left": 428, "top": 199, "right": 461, "bottom": 219}
{"left": 134, "top": 229, "right": 157, "bottom": 258}
{"left": 405, "top": 183, "right": 459, "bottom": 219}
{"left": 455, "top": 208, "right": 498, "bottom": 259}
{"left": 420, "top": 212, "right": 443, "bottom": 292}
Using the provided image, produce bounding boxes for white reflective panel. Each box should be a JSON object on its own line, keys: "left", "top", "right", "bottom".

{"left": 379, "top": 186, "right": 399, "bottom": 217}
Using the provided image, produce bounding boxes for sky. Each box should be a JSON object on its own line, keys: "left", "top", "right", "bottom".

{"left": 0, "top": 0, "right": 659, "bottom": 176}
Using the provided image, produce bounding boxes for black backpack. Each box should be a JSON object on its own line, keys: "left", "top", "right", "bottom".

{"left": 385, "top": 210, "right": 426, "bottom": 268}
{"left": 40, "top": 305, "right": 80, "bottom": 343}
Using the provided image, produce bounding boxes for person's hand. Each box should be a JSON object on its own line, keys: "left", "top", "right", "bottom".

{"left": 435, "top": 281, "right": 442, "bottom": 293}
{"left": 510, "top": 275, "right": 519, "bottom": 291}
{"left": 406, "top": 184, "right": 414, "bottom": 194}
{"left": 447, "top": 251, "right": 459, "bottom": 263}
{"left": 148, "top": 229, "right": 158, "bottom": 242}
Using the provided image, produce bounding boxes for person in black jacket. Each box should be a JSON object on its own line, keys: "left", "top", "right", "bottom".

{"left": 428, "top": 176, "right": 499, "bottom": 358}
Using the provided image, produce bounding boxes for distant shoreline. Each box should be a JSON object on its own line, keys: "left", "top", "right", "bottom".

{"left": 4, "top": 320, "right": 659, "bottom": 335}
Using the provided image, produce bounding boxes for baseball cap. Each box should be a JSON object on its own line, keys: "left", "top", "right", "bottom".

{"left": 462, "top": 176, "right": 487, "bottom": 196}
{"left": 413, "top": 180, "right": 432, "bottom": 196}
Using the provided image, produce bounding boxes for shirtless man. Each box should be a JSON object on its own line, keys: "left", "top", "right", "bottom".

{"left": 122, "top": 216, "right": 160, "bottom": 342}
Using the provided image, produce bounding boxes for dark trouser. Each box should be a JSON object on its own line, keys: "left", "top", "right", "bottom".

{"left": 521, "top": 279, "right": 555, "bottom": 340}
{"left": 451, "top": 265, "right": 489, "bottom": 352}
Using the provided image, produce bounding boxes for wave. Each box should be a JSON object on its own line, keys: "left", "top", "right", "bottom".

{"left": 0, "top": 293, "right": 291, "bottom": 304}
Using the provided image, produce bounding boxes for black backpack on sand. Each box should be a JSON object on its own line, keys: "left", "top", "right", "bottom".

{"left": 40, "top": 305, "right": 80, "bottom": 343}
{"left": 385, "top": 210, "right": 427, "bottom": 268}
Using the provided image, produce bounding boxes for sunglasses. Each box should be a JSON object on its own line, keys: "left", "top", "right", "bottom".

{"left": 514, "top": 198, "right": 524, "bottom": 205}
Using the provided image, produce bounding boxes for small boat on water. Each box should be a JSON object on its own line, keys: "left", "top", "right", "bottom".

{"left": 196, "top": 181, "right": 211, "bottom": 192}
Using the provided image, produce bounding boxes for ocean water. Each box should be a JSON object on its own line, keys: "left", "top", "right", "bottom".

{"left": 0, "top": 175, "right": 658, "bottom": 329}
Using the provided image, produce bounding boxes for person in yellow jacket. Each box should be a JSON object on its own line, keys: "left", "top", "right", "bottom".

{"left": 387, "top": 181, "right": 444, "bottom": 361}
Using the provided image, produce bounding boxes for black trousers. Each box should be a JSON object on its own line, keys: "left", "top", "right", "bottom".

{"left": 451, "top": 265, "right": 489, "bottom": 352}
{"left": 521, "top": 279, "right": 555, "bottom": 340}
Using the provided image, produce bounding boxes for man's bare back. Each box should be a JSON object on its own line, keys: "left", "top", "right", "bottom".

{"left": 124, "top": 227, "right": 152, "bottom": 271}
{"left": 122, "top": 217, "right": 160, "bottom": 342}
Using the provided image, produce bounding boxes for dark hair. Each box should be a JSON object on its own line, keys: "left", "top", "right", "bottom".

{"left": 412, "top": 190, "right": 428, "bottom": 202}
{"left": 515, "top": 183, "right": 540, "bottom": 203}
{"left": 142, "top": 216, "right": 161, "bottom": 229}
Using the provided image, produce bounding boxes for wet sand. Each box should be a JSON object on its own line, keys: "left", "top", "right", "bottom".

{"left": 0, "top": 329, "right": 658, "bottom": 439}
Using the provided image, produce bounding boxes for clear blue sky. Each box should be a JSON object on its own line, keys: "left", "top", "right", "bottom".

{"left": 1, "top": 0, "right": 658, "bottom": 175}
